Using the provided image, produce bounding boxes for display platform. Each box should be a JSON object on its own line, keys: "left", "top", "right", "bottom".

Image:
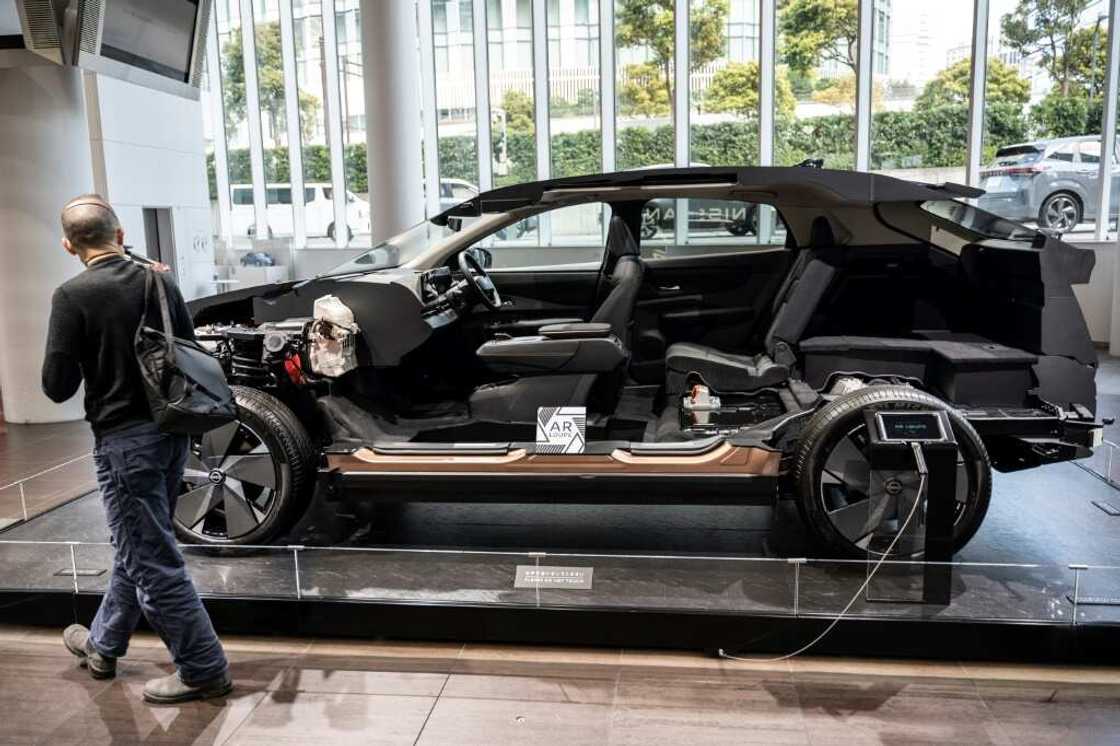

{"left": 2, "top": 457, "right": 1118, "bottom": 662}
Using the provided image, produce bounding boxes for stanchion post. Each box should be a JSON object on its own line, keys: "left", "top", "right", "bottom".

{"left": 292, "top": 546, "right": 305, "bottom": 600}
{"left": 789, "top": 558, "right": 806, "bottom": 617}
{"left": 529, "top": 551, "right": 545, "bottom": 608}
{"left": 1069, "top": 563, "right": 1087, "bottom": 627}
{"left": 19, "top": 483, "right": 28, "bottom": 523}
{"left": 68, "top": 542, "right": 80, "bottom": 594}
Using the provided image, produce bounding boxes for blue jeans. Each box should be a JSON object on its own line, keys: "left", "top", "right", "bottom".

{"left": 89, "top": 422, "right": 228, "bottom": 685}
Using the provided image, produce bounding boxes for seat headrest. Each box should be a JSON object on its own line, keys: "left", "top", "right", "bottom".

{"left": 809, "top": 216, "right": 836, "bottom": 249}
{"left": 606, "top": 215, "right": 639, "bottom": 260}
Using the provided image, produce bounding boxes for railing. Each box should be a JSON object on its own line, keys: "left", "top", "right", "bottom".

{"left": 437, "top": 62, "right": 727, "bottom": 113}
{"left": 0, "top": 453, "right": 95, "bottom": 529}
{"left": 1, "top": 538, "right": 1116, "bottom": 628}
{"left": 1074, "top": 438, "right": 1120, "bottom": 488}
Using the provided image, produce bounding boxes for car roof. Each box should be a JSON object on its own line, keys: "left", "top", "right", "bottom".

{"left": 432, "top": 166, "right": 978, "bottom": 224}
{"left": 999, "top": 135, "right": 1100, "bottom": 151}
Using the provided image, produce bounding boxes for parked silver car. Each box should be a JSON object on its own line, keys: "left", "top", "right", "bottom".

{"left": 977, "top": 135, "right": 1120, "bottom": 233}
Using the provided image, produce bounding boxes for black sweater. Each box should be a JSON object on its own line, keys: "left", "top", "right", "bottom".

{"left": 42, "top": 255, "right": 196, "bottom": 435}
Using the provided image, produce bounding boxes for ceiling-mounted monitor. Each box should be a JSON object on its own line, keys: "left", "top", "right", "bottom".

{"left": 15, "top": 0, "right": 212, "bottom": 100}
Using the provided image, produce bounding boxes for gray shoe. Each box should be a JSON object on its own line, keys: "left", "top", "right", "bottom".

{"left": 62, "top": 624, "right": 117, "bottom": 680}
{"left": 143, "top": 671, "right": 233, "bottom": 705}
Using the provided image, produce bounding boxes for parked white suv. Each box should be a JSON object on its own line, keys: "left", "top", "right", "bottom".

{"left": 230, "top": 182, "right": 371, "bottom": 240}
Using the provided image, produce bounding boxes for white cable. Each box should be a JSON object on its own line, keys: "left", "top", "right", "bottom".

{"left": 719, "top": 469, "right": 928, "bottom": 664}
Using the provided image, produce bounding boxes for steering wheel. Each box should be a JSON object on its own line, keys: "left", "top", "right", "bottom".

{"left": 457, "top": 250, "right": 503, "bottom": 310}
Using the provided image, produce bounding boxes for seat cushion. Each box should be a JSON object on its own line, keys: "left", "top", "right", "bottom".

{"left": 665, "top": 342, "right": 790, "bottom": 394}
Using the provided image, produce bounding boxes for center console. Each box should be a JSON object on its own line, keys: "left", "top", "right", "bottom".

{"left": 476, "top": 323, "right": 628, "bottom": 375}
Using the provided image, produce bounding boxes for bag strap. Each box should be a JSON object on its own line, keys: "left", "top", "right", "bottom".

{"left": 147, "top": 268, "right": 176, "bottom": 367}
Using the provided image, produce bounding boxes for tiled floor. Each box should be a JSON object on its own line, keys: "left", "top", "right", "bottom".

{"left": 1, "top": 625, "right": 1118, "bottom": 745}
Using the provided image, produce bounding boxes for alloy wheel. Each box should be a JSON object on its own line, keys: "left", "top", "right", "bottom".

{"left": 176, "top": 420, "right": 280, "bottom": 541}
{"left": 1043, "top": 195, "right": 1079, "bottom": 232}
{"left": 817, "top": 424, "right": 969, "bottom": 555}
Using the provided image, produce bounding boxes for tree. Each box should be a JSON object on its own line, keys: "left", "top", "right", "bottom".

{"left": 615, "top": 0, "right": 729, "bottom": 121}
{"left": 810, "top": 74, "right": 883, "bottom": 113}
{"left": 1000, "top": 0, "right": 1091, "bottom": 96}
{"left": 222, "top": 23, "right": 321, "bottom": 144}
{"left": 1062, "top": 22, "right": 1110, "bottom": 97}
{"left": 619, "top": 62, "right": 671, "bottom": 117}
{"left": 499, "top": 89, "right": 535, "bottom": 133}
{"left": 915, "top": 57, "right": 1030, "bottom": 110}
{"left": 1030, "top": 91, "right": 1103, "bottom": 136}
{"left": 779, "top": 0, "right": 858, "bottom": 76}
{"left": 704, "top": 61, "right": 797, "bottom": 118}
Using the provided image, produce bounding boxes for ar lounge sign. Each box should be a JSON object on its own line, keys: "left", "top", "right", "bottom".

{"left": 536, "top": 406, "right": 586, "bottom": 454}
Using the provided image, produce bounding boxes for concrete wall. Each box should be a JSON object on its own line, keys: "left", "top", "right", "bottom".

{"left": 1072, "top": 241, "right": 1117, "bottom": 346}
{"left": 86, "top": 74, "right": 216, "bottom": 300}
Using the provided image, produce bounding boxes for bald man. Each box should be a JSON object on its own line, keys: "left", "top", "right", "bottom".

{"left": 43, "top": 194, "right": 231, "bottom": 705}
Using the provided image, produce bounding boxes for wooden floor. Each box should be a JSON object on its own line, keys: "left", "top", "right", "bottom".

{"left": 1, "top": 624, "right": 1118, "bottom": 745}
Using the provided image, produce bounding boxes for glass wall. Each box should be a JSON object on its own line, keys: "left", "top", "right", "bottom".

{"left": 489, "top": 0, "right": 538, "bottom": 186}
{"left": 434, "top": 0, "right": 480, "bottom": 189}
{"left": 255, "top": 0, "right": 294, "bottom": 241}
{"left": 978, "top": 0, "right": 1113, "bottom": 239}
{"left": 615, "top": 0, "right": 675, "bottom": 169}
{"left": 870, "top": 1, "right": 972, "bottom": 183}
{"left": 293, "top": 0, "right": 333, "bottom": 248}
{"left": 335, "top": 0, "right": 369, "bottom": 246}
{"left": 215, "top": 1, "right": 249, "bottom": 250}
{"left": 548, "top": 0, "right": 602, "bottom": 177}
{"left": 690, "top": 0, "right": 760, "bottom": 167}
{"left": 774, "top": 0, "right": 858, "bottom": 169}
{"left": 202, "top": 0, "right": 1120, "bottom": 259}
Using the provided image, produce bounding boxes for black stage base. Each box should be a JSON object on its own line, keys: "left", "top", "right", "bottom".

{"left": 1, "top": 591, "right": 1117, "bottom": 664}
{"left": 3, "top": 458, "right": 1119, "bottom": 664}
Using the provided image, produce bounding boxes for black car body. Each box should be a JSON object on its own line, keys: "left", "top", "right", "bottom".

{"left": 185, "top": 166, "right": 1102, "bottom": 558}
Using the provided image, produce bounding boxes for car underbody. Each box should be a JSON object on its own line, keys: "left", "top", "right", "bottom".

{"left": 185, "top": 166, "right": 1103, "bottom": 558}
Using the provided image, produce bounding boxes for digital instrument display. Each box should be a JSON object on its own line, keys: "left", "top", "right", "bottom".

{"left": 876, "top": 412, "right": 947, "bottom": 442}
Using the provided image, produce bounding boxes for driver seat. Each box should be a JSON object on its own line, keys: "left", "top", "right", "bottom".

{"left": 469, "top": 216, "right": 645, "bottom": 423}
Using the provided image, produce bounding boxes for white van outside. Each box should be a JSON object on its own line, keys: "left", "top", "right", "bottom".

{"left": 229, "top": 183, "right": 371, "bottom": 240}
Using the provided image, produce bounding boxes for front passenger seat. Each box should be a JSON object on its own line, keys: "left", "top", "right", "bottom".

{"left": 467, "top": 216, "right": 645, "bottom": 423}
{"left": 593, "top": 215, "right": 645, "bottom": 346}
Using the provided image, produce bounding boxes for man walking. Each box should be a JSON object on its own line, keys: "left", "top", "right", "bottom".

{"left": 42, "top": 194, "right": 232, "bottom": 704}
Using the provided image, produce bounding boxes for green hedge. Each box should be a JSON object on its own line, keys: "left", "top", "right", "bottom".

{"left": 208, "top": 103, "right": 1033, "bottom": 201}
{"left": 208, "top": 143, "right": 370, "bottom": 200}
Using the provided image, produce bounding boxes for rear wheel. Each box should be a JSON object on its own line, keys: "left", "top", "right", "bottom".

{"left": 173, "top": 386, "right": 316, "bottom": 546}
{"left": 791, "top": 385, "right": 991, "bottom": 558}
{"left": 1038, "top": 192, "right": 1082, "bottom": 232}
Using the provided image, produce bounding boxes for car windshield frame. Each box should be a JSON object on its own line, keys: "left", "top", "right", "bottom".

{"left": 322, "top": 220, "right": 460, "bottom": 275}
{"left": 919, "top": 199, "right": 1040, "bottom": 243}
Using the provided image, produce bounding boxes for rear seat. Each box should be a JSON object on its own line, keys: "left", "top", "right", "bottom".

{"left": 799, "top": 335, "right": 1038, "bottom": 406}
{"left": 664, "top": 216, "right": 840, "bottom": 394}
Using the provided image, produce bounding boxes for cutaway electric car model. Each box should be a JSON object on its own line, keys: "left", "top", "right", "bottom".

{"left": 185, "top": 166, "right": 1102, "bottom": 557}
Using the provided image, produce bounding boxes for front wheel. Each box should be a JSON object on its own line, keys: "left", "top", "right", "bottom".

{"left": 791, "top": 385, "right": 991, "bottom": 559}
{"left": 327, "top": 222, "right": 354, "bottom": 242}
{"left": 173, "top": 386, "right": 316, "bottom": 546}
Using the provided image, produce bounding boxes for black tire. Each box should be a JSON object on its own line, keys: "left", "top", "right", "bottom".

{"left": 173, "top": 386, "right": 316, "bottom": 546}
{"left": 791, "top": 385, "right": 991, "bottom": 559}
{"left": 327, "top": 222, "right": 354, "bottom": 242}
{"left": 727, "top": 207, "right": 758, "bottom": 237}
{"left": 1038, "top": 191, "right": 1082, "bottom": 233}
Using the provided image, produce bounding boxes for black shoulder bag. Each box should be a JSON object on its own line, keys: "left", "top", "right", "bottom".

{"left": 135, "top": 269, "right": 238, "bottom": 434}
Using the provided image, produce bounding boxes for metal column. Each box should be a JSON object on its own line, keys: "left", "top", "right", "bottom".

{"left": 965, "top": 0, "right": 990, "bottom": 187}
